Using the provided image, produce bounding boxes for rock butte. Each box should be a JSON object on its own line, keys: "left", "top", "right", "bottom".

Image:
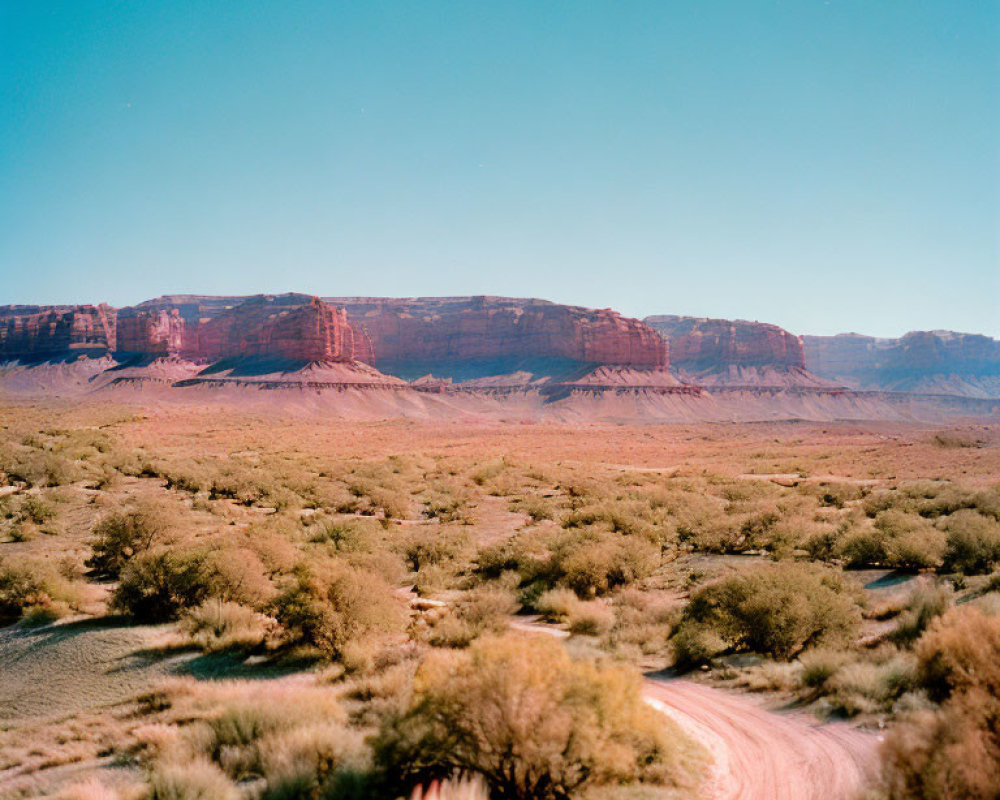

{"left": 644, "top": 315, "right": 806, "bottom": 371}
{"left": 0, "top": 295, "right": 997, "bottom": 404}
{"left": 0, "top": 305, "right": 116, "bottom": 361}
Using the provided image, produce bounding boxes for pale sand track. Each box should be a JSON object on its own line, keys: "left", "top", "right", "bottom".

{"left": 643, "top": 678, "right": 879, "bottom": 800}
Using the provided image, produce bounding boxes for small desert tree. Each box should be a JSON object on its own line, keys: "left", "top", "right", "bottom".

{"left": 87, "top": 502, "right": 172, "bottom": 577}
{"left": 672, "top": 562, "right": 862, "bottom": 664}
{"left": 374, "top": 634, "right": 690, "bottom": 800}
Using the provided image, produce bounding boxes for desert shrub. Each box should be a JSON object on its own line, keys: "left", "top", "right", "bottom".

{"left": 672, "top": 563, "right": 862, "bottom": 663}
{"left": 0, "top": 557, "right": 49, "bottom": 620}
{"left": 425, "top": 487, "right": 475, "bottom": 524}
{"left": 914, "top": 605, "right": 1000, "bottom": 702}
{"left": 19, "top": 494, "right": 55, "bottom": 524}
{"left": 605, "top": 589, "right": 680, "bottom": 656}
{"left": 798, "top": 648, "right": 851, "bottom": 690}
{"left": 881, "top": 697, "right": 1000, "bottom": 800}
{"left": 562, "top": 499, "right": 655, "bottom": 538}
{"left": 87, "top": 503, "right": 173, "bottom": 578}
{"left": 824, "top": 653, "right": 916, "bottom": 716}
{"left": 183, "top": 600, "right": 273, "bottom": 652}
{"left": 941, "top": 510, "right": 1000, "bottom": 574}
{"left": 454, "top": 585, "right": 518, "bottom": 636}
{"left": 554, "top": 533, "right": 660, "bottom": 597}
{"left": 671, "top": 623, "right": 728, "bottom": 669}
{"left": 112, "top": 549, "right": 211, "bottom": 622}
{"left": 566, "top": 600, "right": 614, "bottom": 636}
{"left": 469, "top": 459, "right": 508, "bottom": 487}
{"left": 534, "top": 588, "right": 579, "bottom": 622}
{"left": 515, "top": 494, "right": 556, "bottom": 522}
{"left": 199, "top": 545, "right": 275, "bottom": 607}
{"left": 891, "top": 580, "right": 953, "bottom": 644}
{"left": 402, "top": 527, "right": 474, "bottom": 572}
{"left": 140, "top": 680, "right": 364, "bottom": 799}
{"left": 148, "top": 759, "right": 239, "bottom": 800}
{"left": 814, "top": 482, "right": 865, "bottom": 508}
{"left": 272, "top": 561, "right": 405, "bottom": 658}
{"left": 428, "top": 585, "right": 519, "bottom": 649}
{"left": 840, "top": 511, "right": 946, "bottom": 570}
{"left": 0, "top": 556, "right": 86, "bottom": 622}
{"left": 374, "top": 635, "right": 695, "bottom": 800}
{"left": 882, "top": 606, "right": 1000, "bottom": 799}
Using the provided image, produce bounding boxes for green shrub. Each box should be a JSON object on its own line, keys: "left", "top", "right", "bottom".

{"left": 87, "top": 503, "right": 172, "bottom": 578}
{"left": 673, "top": 563, "right": 862, "bottom": 662}
{"left": 112, "top": 549, "right": 211, "bottom": 622}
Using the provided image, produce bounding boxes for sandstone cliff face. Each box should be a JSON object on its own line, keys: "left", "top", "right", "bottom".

{"left": 113, "top": 295, "right": 356, "bottom": 362}
{"left": 644, "top": 315, "right": 806, "bottom": 370}
{"left": 116, "top": 308, "right": 186, "bottom": 356}
{"left": 327, "top": 297, "right": 668, "bottom": 373}
{"left": 804, "top": 331, "right": 1000, "bottom": 397}
{"left": 196, "top": 295, "right": 356, "bottom": 362}
{"left": 0, "top": 305, "right": 116, "bottom": 361}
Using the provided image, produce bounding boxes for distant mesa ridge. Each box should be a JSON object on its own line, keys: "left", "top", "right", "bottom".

{"left": 0, "top": 295, "right": 997, "bottom": 415}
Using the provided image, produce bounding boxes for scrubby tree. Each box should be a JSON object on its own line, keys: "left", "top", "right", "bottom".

{"left": 374, "top": 635, "right": 691, "bottom": 800}
{"left": 672, "top": 562, "right": 862, "bottom": 664}
{"left": 87, "top": 503, "right": 172, "bottom": 578}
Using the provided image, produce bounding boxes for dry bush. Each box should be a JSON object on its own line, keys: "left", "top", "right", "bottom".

{"left": 882, "top": 698, "right": 1000, "bottom": 800}
{"left": 512, "top": 494, "right": 555, "bottom": 523}
{"left": 566, "top": 600, "right": 614, "bottom": 636}
{"left": 605, "top": 589, "right": 680, "bottom": 657}
{"left": 0, "top": 555, "right": 88, "bottom": 622}
{"left": 87, "top": 502, "right": 174, "bottom": 578}
{"left": 941, "top": 510, "right": 1000, "bottom": 574}
{"left": 111, "top": 549, "right": 212, "bottom": 622}
{"left": 200, "top": 544, "right": 276, "bottom": 607}
{"left": 881, "top": 606, "right": 1000, "bottom": 799}
{"left": 798, "top": 647, "right": 852, "bottom": 690}
{"left": 428, "top": 585, "right": 519, "bottom": 648}
{"left": 374, "top": 634, "right": 697, "bottom": 800}
{"left": 840, "top": 510, "right": 946, "bottom": 570}
{"left": 673, "top": 562, "right": 862, "bottom": 665}
{"left": 147, "top": 759, "right": 239, "bottom": 800}
{"left": 554, "top": 532, "right": 660, "bottom": 598}
{"left": 914, "top": 605, "right": 1000, "bottom": 702}
{"left": 183, "top": 600, "right": 273, "bottom": 652}
{"left": 138, "top": 678, "right": 365, "bottom": 798}
{"left": 534, "top": 588, "right": 579, "bottom": 622}
{"left": 402, "top": 526, "right": 474, "bottom": 572}
{"left": 891, "top": 580, "right": 953, "bottom": 645}
{"left": 822, "top": 653, "right": 916, "bottom": 716}
{"left": 272, "top": 560, "right": 405, "bottom": 658}
{"left": 309, "top": 517, "right": 388, "bottom": 553}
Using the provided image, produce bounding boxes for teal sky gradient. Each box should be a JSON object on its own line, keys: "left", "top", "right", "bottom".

{"left": 1, "top": 1, "right": 997, "bottom": 336}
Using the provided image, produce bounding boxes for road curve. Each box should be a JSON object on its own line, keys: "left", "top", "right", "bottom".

{"left": 643, "top": 678, "right": 879, "bottom": 800}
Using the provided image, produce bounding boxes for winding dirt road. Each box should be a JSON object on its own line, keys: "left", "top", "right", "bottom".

{"left": 643, "top": 678, "right": 879, "bottom": 800}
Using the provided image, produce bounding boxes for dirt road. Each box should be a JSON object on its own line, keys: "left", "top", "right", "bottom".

{"left": 644, "top": 678, "right": 879, "bottom": 800}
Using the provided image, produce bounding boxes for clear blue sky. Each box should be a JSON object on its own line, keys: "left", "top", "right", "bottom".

{"left": 1, "top": 1, "right": 997, "bottom": 337}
